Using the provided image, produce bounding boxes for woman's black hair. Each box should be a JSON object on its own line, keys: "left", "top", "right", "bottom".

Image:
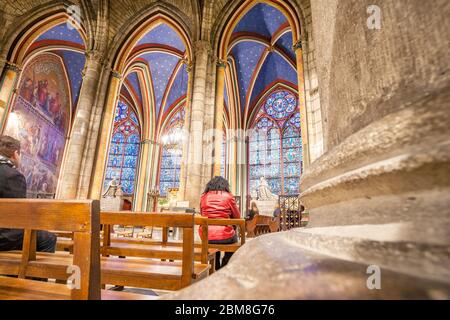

{"left": 203, "top": 176, "right": 230, "bottom": 194}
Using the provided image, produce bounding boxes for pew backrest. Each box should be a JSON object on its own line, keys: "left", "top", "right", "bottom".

{"left": 0, "top": 199, "right": 100, "bottom": 300}
{"left": 101, "top": 211, "right": 196, "bottom": 287}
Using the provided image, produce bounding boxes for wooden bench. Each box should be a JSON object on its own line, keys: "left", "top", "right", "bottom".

{"left": 0, "top": 199, "right": 100, "bottom": 300}
{"left": 100, "top": 211, "right": 211, "bottom": 289}
{"left": 105, "top": 215, "right": 216, "bottom": 274}
{"left": 0, "top": 212, "right": 209, "bottom": 291}
{"left": 246, "top": 214, "right": 280, "bottom": 238}
{"left": 0, "top": 199, "right": 156, "bottom": 300}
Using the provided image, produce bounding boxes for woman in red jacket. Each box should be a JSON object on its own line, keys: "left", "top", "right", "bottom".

{"left": 199, "top": 176, "right": 241, "bottom": 270}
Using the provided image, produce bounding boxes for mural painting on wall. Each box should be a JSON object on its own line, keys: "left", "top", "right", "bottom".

{"left": 4, "top": 53, "right": 70, "bottom": 196}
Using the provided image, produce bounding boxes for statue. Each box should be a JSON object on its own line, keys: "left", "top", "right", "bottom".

{"left": 256, "top": 177, "right": 278, "bottom": 201}
{"left": 101, "top": 177, "right": 124, "bottom": 212}
{"left": 102, "top": 177, "right": 123, "bottom": 198}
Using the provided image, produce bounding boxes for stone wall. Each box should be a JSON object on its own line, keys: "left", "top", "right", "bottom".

{"left": 299, "top": 0, "right": 450, "bottom": 280}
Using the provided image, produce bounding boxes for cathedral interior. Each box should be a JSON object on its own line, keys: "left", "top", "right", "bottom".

{"left": 0, "top": 0, "right": 449, "bottom": 300}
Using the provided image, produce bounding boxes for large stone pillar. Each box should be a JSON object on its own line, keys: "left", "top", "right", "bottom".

{"left": 58, "top": 51, "right": 104, "bottom": 199}
{"left": 184, "top": 40, "right": 210, "bottom": 208}
{"left": 0, "top": 62, "right": 21, "bottom": 131}
{"left": 294, "top": 40, "right": 310, "bottom": 169}
{"left": 88, "top": 70, "right": 122, "bottom": 200}
{"left": 212, "top": 60, "right": 226, "bottom": 177}
{"left": 76, "top": 59, "right": 113, "bottom": 199}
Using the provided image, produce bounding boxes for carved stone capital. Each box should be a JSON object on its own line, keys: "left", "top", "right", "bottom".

{"left": 216, "top": 59, "right": 227, "bottom": 69}
{"left": 111, "top": 70, "right": 122, "bottom": 79}
{"left": 194, "top": 40, "right": 212, "bottom": 55}
{"left": 181, "top": 59, "right": 194, "bottom": 73}
{"left": 293, "top": 40, "right": 304, "bottom": 51}
{"left": 4, "top": 61, "right": 22, "bottom": 73}
{"left": 85, "top": 49, "right": 104, "bottom": 62}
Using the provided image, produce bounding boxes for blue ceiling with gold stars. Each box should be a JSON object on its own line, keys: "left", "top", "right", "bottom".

{"left": 229, "top": 3, "right": 297, "bottom": 116}
{"left": 165, "top": 63, "right": 188, "bottom": 113}
{"left": 137, "top": 23, "right": 185, "bottom": 53}
{"left": 234, "top": 3, "right": 287, "bottom": 38}
{"left": 36, "top": 22, "right": 85, "bottom": 46}
{"left": 56, "top": 50, "right": 86, "bottom": 108}
{"left": 142, "top": 52, "right": 180, "bottom": 119}
{"left": 125, "top": 72, "right": 143, "bottom": 107}
{"left": 123, "top": 22, "right": 188, "bottom": 124}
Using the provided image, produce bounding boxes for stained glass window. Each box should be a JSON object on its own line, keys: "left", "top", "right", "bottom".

{"left": 249, "top": 90, "right": 302, "bottom": 196}
{"left": 159, "top": 109, "right": 185, "bottom": 196}
{"left": 104, "top": 100, "right": 141, "bottom": 195}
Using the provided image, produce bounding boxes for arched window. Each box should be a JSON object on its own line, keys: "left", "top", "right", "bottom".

{"left": 104, "top": 100, "right": 141, "bottom": 195}
{"left": 249, "top": 90, "right": 302, "bottom": 195}
{"left": 159, "top": 109, "right": 185, "bottom": 196}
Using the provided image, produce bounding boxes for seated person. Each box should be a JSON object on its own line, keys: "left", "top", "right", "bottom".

{"left": 199, "top": 176, "right": 241, "bottom": 270}
{"left": 272, "top": 203, "right": 281, "bottom": 220}
{"left": 246, "top": 201, "right": 259, "bottom": 220}
{"left": 0, "top": 135, "right": 56, "bottom": 252}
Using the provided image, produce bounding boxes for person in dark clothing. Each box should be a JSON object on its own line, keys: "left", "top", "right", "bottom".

{"left": 273, "top": 203, "right": 281, "bottom": 219}
{"left": 0, "top": 135, "right": 56, "bottom": 252}
{"left": 246, "top": 201, "right": 260, "bottom": 221}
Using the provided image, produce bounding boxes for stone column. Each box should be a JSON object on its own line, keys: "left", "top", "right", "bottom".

{"left": 212, "top": 59, "right": 227, "bottom": 177}
{"left": 58, "top": 51, "right": 104, "bottom": 199}
{"left": 0, "top": 62, "right": 21, "bottom": 131}
{"left": 178, "top": 62, "right": 194, "bottom": 201}
{"left": 184, "top": 40, "right": 210, "bottom": 208}
{"left": 293, "top": 40, "right": 310, "bottom": 169}
{"left": 151, "top": 142, "right": 161, "bottom": 193}
{"left": 88, "top": 70, "right": 122, "bottom": 200}
{"left": 134, "top": 139, "right": 152, "bottom": 211}
{"left": 229, "top": 135, "right": 238, "bottom": 195}
{"left": 76, "top": 59, "right": 113, "bottom": 199}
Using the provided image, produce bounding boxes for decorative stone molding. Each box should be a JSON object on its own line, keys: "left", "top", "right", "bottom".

{"left": 194, "top": 40, "right": 211, "bottom": 55}
{"left": 301, "top": 92, "right": 450, "bottom": 192}
{"left": 181, "top": 58, "right": 193, "bottom": 73}
{"left": 4, "top": 61, "right": 22, "bottom": 73}
{"left": 293, "top": 39, "right": 304, "bottom": 51}
{"left": 216, "top": 59, "right": 227, "bottom": 69}
{"left": 111, "top": 70, "right": 122, "bottom": 79}
{"left": 85, "top": 49, "right": 104, "bottom": 62}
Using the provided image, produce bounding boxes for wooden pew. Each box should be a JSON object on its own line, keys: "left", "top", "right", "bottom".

{"left": 100, "top": 212, "right": 211, "bottom": 288}
{"left": 104, "top": 216, "right": 216, "bottom": 273}
{"left": 0, "top": 199, "right": 100, "bottom": 300}
{"left": 56, "top": 215, "right": 218, "bottom": 274}
{"left": 246, "top": 214, "right": 280, "bottom": 238}
{"left": 0, "top": 211, "right": 209, "bottom": 291}
{"left": 0, "top": 199, "right": 156, "bottom": 300}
